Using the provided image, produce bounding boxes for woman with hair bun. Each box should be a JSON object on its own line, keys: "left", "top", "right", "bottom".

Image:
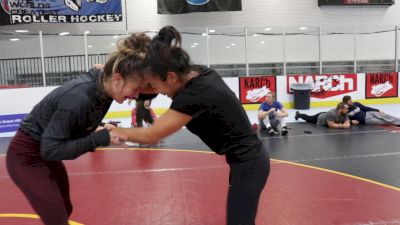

{"left": 6, "top": 33, "right": 151, "bottom": 225}
{"left": 113, "top": 26, "right": 270, "bottom": 225}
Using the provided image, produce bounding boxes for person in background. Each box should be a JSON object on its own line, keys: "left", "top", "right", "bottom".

{"left": 112, "top": 26, "right": 270, "bottom": 225}
{"left": 343, "top": 95, "right": 400, "bottom": 126}
{"left": 295, "top": 102, "right": 351, "bottom": 129}
{"left": 128, "top": 93, "right": 158, "bottom": 127}
{"left": 258, "top": 92, "right": 289, "bottom": 136}
{"left": 6, "top": 32, "right": 151, "bottom": 225}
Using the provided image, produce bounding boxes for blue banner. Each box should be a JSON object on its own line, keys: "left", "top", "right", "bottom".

{"left": 0, "top": 113, "right": 27, "bottom": 133}
{"left": 1, "top": 0, "right": 122, "bottom": 25}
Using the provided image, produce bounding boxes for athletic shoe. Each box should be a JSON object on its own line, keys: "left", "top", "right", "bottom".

{"left": 108, "top": 120, "right": 121, "bottom": 127}
{"left": 266, "top": 127, "right": 275, "bottom": 136}
{"left": 295, "top": 111, "right": 300, "bottom": 121}
{"left": 281, "top": 126, "right": 288, "bottom": 136}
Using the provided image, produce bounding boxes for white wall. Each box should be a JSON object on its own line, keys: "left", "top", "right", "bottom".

{"left": 3, "top": 0, "right": 399, "bottom": 32}
{"left": 126, "top": 0, "right": 400, "bottom": 31}
{"left": 322, "top": 33, "right": 355, "bottom": 62}
{"left": 1, "top": 0, "right": 400, "bottom": 63}
{"left": 0, "top": 86, "right": 57, "bottom": 115}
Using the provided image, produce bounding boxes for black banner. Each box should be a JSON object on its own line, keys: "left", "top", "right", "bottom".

{"left": 158, "top": 0, "right": 242, "bottom": 14}
{"left": 318, "top": 0, "right": 395, "bottom": 6}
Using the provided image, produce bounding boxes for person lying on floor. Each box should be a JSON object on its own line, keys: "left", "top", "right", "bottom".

{"left": 295, "top": 102, "right": 351, "bottom": 129}
{"left": 342, "top": 95, "right": 400, "bottom": 126}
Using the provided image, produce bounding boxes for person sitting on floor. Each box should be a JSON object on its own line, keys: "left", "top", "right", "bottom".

{"left": 342, "top": 95, "right": 400, "bottom": 126}
{"left": 295, "top": 102, "right": 351, "bottom": 129}
{"left": 258, "top": 92, "right": 289, "bottom": 136}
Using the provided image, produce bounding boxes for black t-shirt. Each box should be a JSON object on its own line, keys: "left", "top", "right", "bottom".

{"left": 171, "top": 68, "right": 267, "bottom": 162}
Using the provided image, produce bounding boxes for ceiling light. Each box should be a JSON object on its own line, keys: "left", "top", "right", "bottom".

{"left": 226, "top": 46, "right": 230, "bottom": 49}
{"left": 260, "top": 41, "right": 265, "bottom": 44}
{"left": 201, "top": 33, "right": 207, "bottom": 36}
{"left": 9, "top": 38, "right": 20, "bottom": 41}
{"left": 231, "top": 43, "right": 236, "bottom": 46}
{"left": 193, "top": 42, "right": 199, "bottom": 45}
{"left": 299, "top": 27, "right": 307, "bottom": 30}
{"left": 59, "top": 32, "right": 70, "bottom": 36}
{"left": 15, "top": 30, "right": 29, "bottom": 33}
{"left": 88, "top": 45, "right": 93, "bottom": 48}
{"left": 191, "top": 45, "right": 196, "bottom": 48}
{"left": 209, "top": 29, "right": 216, "bottom": 33}
{"left": 84, "top": 31, "right": 90, "bottom": 34}
{"left": 264, "top": 28, "right": 272, "bottom": 31}
{"left": 252, "top": 34, "right": 258, "bottom": 37}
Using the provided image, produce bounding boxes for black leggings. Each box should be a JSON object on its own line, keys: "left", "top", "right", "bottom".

{"left": 298, "top": 112, "right": 324, "bottom": 124}
{"left": 6, "top": 130, "right": 72, "bottom": 225}
{"left": 227, "top": 151, "right": 270, "bottom": 225}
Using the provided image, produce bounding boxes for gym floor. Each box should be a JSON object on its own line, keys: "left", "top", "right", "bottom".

{"left": 0, "top": 105, "right": 399, "bottom": 225}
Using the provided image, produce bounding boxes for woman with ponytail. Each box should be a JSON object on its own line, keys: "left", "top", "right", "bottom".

{"left": 6, "top": 33, "right": 151, "bottom": 225}
{"left": 113, "top": 26, "right": 270, "bottom": 225}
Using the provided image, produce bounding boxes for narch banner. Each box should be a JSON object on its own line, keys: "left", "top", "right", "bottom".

{"left": 0, "top": 0, "right": 122, "bottom": 25}
{"left": 287, "top": 74, "right": 358, "bottom": 99}
{"left": 365, "top": 72, "right": 398, "bottom": 98}
{"left": 158, "top": 0, "right": 242, "bottom": 14}
{"left": 239, "top": 76, "right": 276, "bottom": 104}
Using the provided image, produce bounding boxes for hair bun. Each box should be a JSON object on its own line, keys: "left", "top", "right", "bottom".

{"left": 117, "top": 33, "right": 151, "bottom": 57}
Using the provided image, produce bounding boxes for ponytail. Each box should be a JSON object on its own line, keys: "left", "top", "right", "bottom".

{"left": 154, "top": 25, "right": 182, "bottom": 47}
{"left": 144, "top": 26, "right": 191, "bottom": 80}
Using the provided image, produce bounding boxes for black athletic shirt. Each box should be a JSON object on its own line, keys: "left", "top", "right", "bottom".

{"left": 19, "top": 68, "right": 112, "bottom": 161}
{"left": 170, "top": 68, "right": 267, "bottom": 163}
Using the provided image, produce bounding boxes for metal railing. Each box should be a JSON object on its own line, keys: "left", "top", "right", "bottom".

{"left": 0, "top": 54, "right": 107, "bottom": 87}
{"left": 0, "top": 54, "right": 398, "bottom": 87}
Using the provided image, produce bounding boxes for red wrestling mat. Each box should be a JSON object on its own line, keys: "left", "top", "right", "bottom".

{"left": 0, "top": 149, "right": 399, "bottom": 225}
{"left": 376, "top": 125, "right": 400, "bottom": 132}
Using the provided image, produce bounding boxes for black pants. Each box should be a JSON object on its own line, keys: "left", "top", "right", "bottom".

{"left": 298, "top": 112, "right": 324, "bottom": 124}
{"left": 6, "top": 130, "right": 72, "bottom": 225}
{"left": 227, "top": 151, "right": 270, "bottom": 225}
{"left": 136, "top": 99, "right": 154, "bottom": 127}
